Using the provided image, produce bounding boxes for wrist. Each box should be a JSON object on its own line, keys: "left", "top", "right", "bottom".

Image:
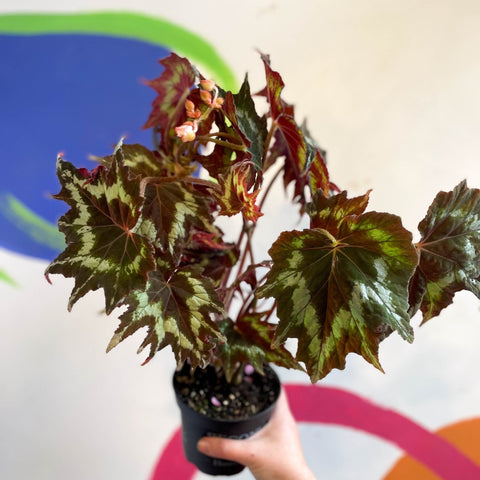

{"left": 287, "top": 463, "right": 316, "bottom": 480}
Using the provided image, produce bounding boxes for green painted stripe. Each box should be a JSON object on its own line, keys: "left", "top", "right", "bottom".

{"left": 0, "top": 11, "right": 238, "bottom": 91}
{"left": 0, "top": 193, "right": 65, "bottom": 251}
{"left": 0, "top": 11, "right": 238, "bottom": 260}
{"left": 0, "top": 267, "right": 18, "bottom": 287}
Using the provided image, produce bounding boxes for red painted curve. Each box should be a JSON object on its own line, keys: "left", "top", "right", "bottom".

{"left": 286, "top": 384, "right": 480, "bottom": 480}
{"left": 149, "top": 383, "right": 480, "bottom": 480}
{"left": 150, "top": 428, "right": 197, "bottom": 479}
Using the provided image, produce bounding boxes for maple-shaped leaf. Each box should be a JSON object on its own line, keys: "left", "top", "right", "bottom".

{"left": 107, "top": 265, "right": 226, "bottom": 368}
{"left": 306, "top": 148, "right": 330, "bottom": 197}
{"left": 101, "top": 143, "right": 166, "bottom": 178}
{"left": 143, "top": 53, "right": 196, "bottom": 146}
{"left": 276, "top": 116, "right": 308, "bottom": 194}
{"left": 258, "top": 52, "right": 295, "bottom": 119}
{"left": 258, "top": 205, "right": 418, "bottom": 382}
{"left": 301, "top": 121, "right": 331, "bottom": 196}
{"left": 212, "top": 162, "right": 263, "bottom": 222}
{"left": 410, "top": 180, "right": 480, "bottom": 323}
{"left": 141, "top": 179, "right": 216, "bottom": 257}
{"left": 259, "top": 54, "right": 308, "bottom": 202}
{"left": 215, "top": 316, "right": 302, "bottom": 382}
{"left": 307, "top": 190, "right": 371, "bottom": 233}
{"left": 181, "top": 232, "right": 239, "bottom": 287}
{"left": 45, "top": 154, "right": 156, "bottom": 313}
{"left": 221, "top": 74, "right": 267, "bottom": 170}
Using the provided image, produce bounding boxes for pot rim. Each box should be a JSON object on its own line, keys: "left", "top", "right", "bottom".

{"left": 172, "top": 363, "right": 281, "bottom": 424}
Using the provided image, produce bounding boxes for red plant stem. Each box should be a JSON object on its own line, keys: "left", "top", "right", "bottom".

{"left": 222, "top": 120, "right": 283, "bottom": 316}
{"left": 223, "top": 222, "right": 250, "bottom": 312}
{"left": 263, "top": 121, "right": 277, "bottom": 164}
{"left": 258, "top": 163, "right": 284, "bottom": 212}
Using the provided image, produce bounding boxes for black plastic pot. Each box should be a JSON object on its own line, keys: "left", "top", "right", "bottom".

{"left": 173, "top": 364, "right": 281, "bottom": 476}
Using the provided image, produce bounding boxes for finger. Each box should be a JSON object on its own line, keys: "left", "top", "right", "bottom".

{"left": 197, "top": 437, "right": 255, "bottom": 465}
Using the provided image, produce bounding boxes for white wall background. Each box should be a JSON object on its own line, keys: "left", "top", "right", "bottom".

{"left": 2, "top": 1, "right": 480, "bottom": 479}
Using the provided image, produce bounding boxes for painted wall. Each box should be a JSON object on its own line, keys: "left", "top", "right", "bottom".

{"left": 2, "top": 2, "right": 480, "bottom": 479}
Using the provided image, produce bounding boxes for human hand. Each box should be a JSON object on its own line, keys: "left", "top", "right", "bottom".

{"left": 197, "top": 388, "right": 316, "bottom": 480}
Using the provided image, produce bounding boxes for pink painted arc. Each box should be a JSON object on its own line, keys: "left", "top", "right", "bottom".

{"left": 151, "top": 428, "right": 197, "bottom": 479}
{"left": 287, "top": 384, "right": 480, "bottom": 479}
{"left": 149, "top": 383, "right": 480, "bottom": 480}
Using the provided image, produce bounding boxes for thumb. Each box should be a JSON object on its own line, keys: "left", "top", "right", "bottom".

{"left": 197, "top": 436, "right": 252, "bottom": 464}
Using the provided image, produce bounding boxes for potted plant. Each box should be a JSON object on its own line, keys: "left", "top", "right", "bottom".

{"left": 45, "top": 52, "right": 480, "bottom": 475}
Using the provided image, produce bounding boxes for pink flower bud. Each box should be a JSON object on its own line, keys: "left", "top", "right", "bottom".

{"left": 184, "top": 99, "right": 201, "bottom": 118}
{"left": 200, "top": 89, "right": 212, "bottom": 105}
{"left": 187, "top": 108, "right": 202, "bottom": 119}
{"left": 185, "top": 99, "right": 195, "bottom": 112}
{"left": 200, "top": 79, "right": 215, "bottom": 92}
{"left": 213, "top": 97, "right": 224, "bottom": 109}
{"left": 211, "top": 396, "right": 221, "bottom": 407}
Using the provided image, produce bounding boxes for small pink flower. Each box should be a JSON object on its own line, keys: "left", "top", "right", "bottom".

{"left": 211, "top": 396, "right": 221, "bottom": 407}
{"left": 175, "top": 121, "right": 197, "bottom": 143}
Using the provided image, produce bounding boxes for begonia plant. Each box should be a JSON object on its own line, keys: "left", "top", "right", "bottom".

{"left": 46, "top": 52, "right": 480, "bottom": 384}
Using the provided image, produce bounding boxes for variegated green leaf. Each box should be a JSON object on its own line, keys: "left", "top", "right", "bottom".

{"left": 101, "top": 143, "right": 166, "bottom": 178}
{"left": 215, "top": 315, "right": 302, "bottom": 382}
{"left": 276, "top": 116, "right": 308, "bottom": 200}
{"left": 307, "top": 148, "right": 330, "bottom": 197}
{"left": 411, "top": 180, "right": 480, "bottom": 322}
{"left": 107, "top": 266, "right": 226, "bottom": 368}
{"left": 301, "top": 122, "right": 336, "bottom": 196}
{"left": 181, "top": 232, "right": 239, "bottom": 288}
{"left": 259, "top": 52, "right": 294, "bottom": 120}
{"left": 259, "top": 54, "right": 308, "bottom": 203}
{"left": 258, "top": 207, "right": 418, "bottom": 382}
{"left": 45, "top": 154, "right": 156, "bottom": 314}
{"left": 307, "top": 190, "right": 371, "bottom": 234}
{"left": 143, "top": 53, "right": 196, "bottom": 145}
{"left": 231, "top": 74, "right": 268, "bottom": 169}
{"left": 212, "top": 162, "right": 263, "bottom": 221}
{"left": 141, "top": 180, "right": 215, "bottom": 256}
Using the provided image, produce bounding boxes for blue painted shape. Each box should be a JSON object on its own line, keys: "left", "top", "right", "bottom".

{"left": 0, "top": 34, "right": 168, "bottom": 260}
